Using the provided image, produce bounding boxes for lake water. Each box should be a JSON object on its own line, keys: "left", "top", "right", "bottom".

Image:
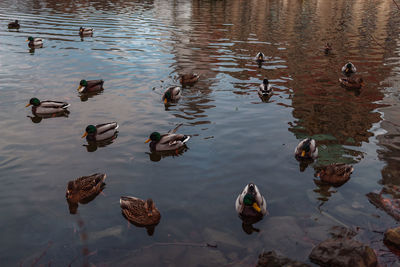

{"left": 1, "top": 0, "right": 400, "bottom": 266}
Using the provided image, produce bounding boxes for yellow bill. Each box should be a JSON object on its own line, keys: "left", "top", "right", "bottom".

{"left": 25, "top": 103, "right": 31, "bottom": 107}
{"left": 145, "top": 138, "right": 151, "bottom": 143}
{"left": 252, "top": 202, "right": 261, "bottom": 212}
{"left": 163, "top": 98, "right": 167, "bottom": 104}
{"left": 77, "top": 85, "right": 83, "bottom": 91}
{"left": 301, "top": 150, "right": 306, "bottom": 157}
{"left": 81, "top": 132, "right": 88, "bottom": 138}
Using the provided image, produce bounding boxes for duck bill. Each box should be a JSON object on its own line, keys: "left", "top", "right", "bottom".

{"left": 163, "top": 98, "right": 168, "bottom": 104}
{"left": 81, "top": 132, "right": 88, "bottom": 138}
{"left": 301, "top": 150, "right": 306, "bottom": 157}
{"left": 77, "top": 85, "right": 83, "bottom": 92}
{"left": 252, "top": 202, "right": 261, "bottom": 213}
{"left": 25, "top": 103, "right": 31, "bottom": 107}
{"left": 361, "top": 82, "right": 365, "bottom": 86}
{"left": 145, "top": 138, "right": 151, "bottom": 143}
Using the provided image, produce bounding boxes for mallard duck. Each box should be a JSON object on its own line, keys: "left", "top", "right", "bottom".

{"left": 255, "top": 52, "right": 265, "bottom": 63}
{"left": 162, "top": 86, "right": 181, "bottom": 104}
{"left": 295, "top": 138, "right": 318, "bottom": 160}
{"left": 317, "top": 163, "right": 353, "bottom": 186}
{"left": 79, "top": 27, "right": 94, "bottom": 36}
{"left": 258, "top": 79, "right": 273, "bottom": 98}
{"left": 145, "top": 123, "right": 190, "bottom": 152}
{"left": 77, "top": 79, "right": 104, "bottom": 93}
{"left": 25, "top": 98, "right": 70, "bottom": 115}
{"left": 8, "top": 20, "right": 20, "bottom": 29}
{"left": 27, "top": 36, "right": 43, "bottom": 48}
{"left": 339, "top": 77, "right": 364, "bottom": 90}
{"left": 180, "top": 73, "right": 200, "bottom": 85}
{"left": 120, "top": 196, "right": 161, "bottom": 226}
{"left": 341, "top": 62, "right": 356, "bottom": 76}
{"left": 235, "top": 183, "right": 268, "bottom": 219}
{"left": 66, "top": 173, "right": 106, "bottom": 214}
{"left": 324, "top": 43, "right": 332, "bottom": 54}
{"left": 82, "top": 122, "right": 119, "bottom": 142}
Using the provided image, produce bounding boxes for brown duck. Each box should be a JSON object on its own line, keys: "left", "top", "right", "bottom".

{"left": 316, "top": 163, "right": 353, "bottom": 186}
{"left": 120, "top": 196, "right": 161, "bottom": 226}
{"left": 339, "top": 77, "right": 364, "bottom": 90}
{"left": 66, "top": 173, "right": 106, "bottom": 214}
{"left": 180, "top": 73, "right": 199, "bottom": 85}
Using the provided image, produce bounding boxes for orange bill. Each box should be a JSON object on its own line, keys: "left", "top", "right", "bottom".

{"left": 81, "top": 132, "right": 88, "bottom": 138}
{"left": 145, "top": 138, "right": 151, "bottom": 143}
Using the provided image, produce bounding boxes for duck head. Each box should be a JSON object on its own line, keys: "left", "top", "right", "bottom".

{"left": 145, "top": 132, "right": 161, "bottom": 143}
{"left": 82, "top": 125, "right": 97, "bottom": 138}
{"left": 263, "top": 79, "right": 269, "bottom": 85}
{"left": 26, "top": 97, "right": 40, "bottom": 107}
{"left": 144, "top": 198, "right": 156, "bottom": 217}
{"left": 300, "top": 138, "right": 312, "bottom": 157}
{"left": 163, "top": 91, "right": 171, "bottom": 104}
{"left": 26, "top": 36, "right": 34, "bottom": 42}
{"left": 77, "top": 79, "right": 87, "bottom": 93}
{"left": 243, "top": 183, "right": 261, "bottom": 212}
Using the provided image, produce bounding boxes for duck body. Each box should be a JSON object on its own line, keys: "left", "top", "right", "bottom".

{"left": 79, "top": 27, "right": 94, "bottom": 36}
{"left": 295, "top": 138, "right": 318, "bottom": 160}
{"left": 162, "top": 86, "right": 181, "bottom": 104}
{"left": 120, "top": 196, "right": 161, "bottom": 226}
{"left": 145, "top": 124, "right": 190, "bottom": 152}
{"left": 8, "top": 20, "right": 20, "bottom": 29}
{"left": 26, "top": 98, "right": 70, "bottom": 115}
{"left": 341, "top": 62, "right": 357, "bottom": 76}
{"left": 258, "top": 79, "right": 273, "bottom": 98}
{"left": 317, "top": 163, "right": 353, "bottom": 186}
{"left": 82, "top": 122, "right": 119, "bottom": 142}
{"left": 339, "top": 77, "right": 364, "bottom": 90}
{"left": 27, "top": 37, "right": 43, "bottom": 48}
{"left": 235, "top": 183, "right": 268, "bottom": 220}
{"left": 180, "top": 73, "right": 200, "bottom": 85}
{"left": 77, "top": 79, "right": 104, "bottom": 93}
{"left": 255, "top": 52, "right": 265, "bottom": 64}
{"left": 66, "top": 173, "right": 106, "bottom": 214}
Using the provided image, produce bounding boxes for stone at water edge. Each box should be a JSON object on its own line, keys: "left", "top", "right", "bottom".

{"left": 384, "top": 227, "right": 400, "bottom": 248}
{"left": 309, "top": 238, "right": 377, "bottom": 267}
{"left": 257, "top": 251, "right": 310, "bottom": 267}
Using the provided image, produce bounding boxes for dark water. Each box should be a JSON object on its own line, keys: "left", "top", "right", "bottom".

{"left": 1, "top": 0, "right": 400, "bottom": 265}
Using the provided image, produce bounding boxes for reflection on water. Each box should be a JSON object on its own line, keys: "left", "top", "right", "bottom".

{"left": 1, "top": 0, "right": 400, "bottom": 265}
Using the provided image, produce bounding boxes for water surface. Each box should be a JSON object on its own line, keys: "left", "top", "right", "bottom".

{"left": 1, "top": 0, "right": 400, "bottom": 266}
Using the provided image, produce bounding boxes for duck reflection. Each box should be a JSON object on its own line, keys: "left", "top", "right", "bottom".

{"left": 65, "top": 173, "right": 106, "bottom": 214}
{"left": 83, "top": 134, "right": 118, "bottom": 152}
{"left": 241, "top": 218, "right": 261, "bottom": 235}
{"left": 146, "top": 147, "right": 188, "bottom": 162}
{"left": 79, "top": 91, "right": 103, "bottom": 102}
{"left": 313, "top": 179, "right": 337, "bottom": 208}
{"left": 27, "top": 111, "right": 70, "bottom": 123}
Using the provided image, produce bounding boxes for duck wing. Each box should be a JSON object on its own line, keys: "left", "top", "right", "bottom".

{"left": 96, "top": 122, "right": 119, "bottom": 134}
{"left": 40, "top": 100, "right": 70, "bottom": 109}
{"left": 86, "top": 80, "right": 104, "bottom": 88}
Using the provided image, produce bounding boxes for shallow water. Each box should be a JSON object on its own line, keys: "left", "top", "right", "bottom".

{"left": 1, "top": 0, "right": 400, "bottom": 266}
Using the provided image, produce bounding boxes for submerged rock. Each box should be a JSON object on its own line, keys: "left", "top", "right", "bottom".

{"left": 257, "top": 251, "right": 310, "bottom": 267}
{"left": 384, "top": 227, "right": 400, "bottom": 248}
{"left": 309, "top": 234, "right": 377, "bottom": 267}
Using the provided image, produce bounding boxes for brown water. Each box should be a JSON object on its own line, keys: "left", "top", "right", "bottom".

{"left": 1, "top": 0, "right": 400, "bottom": 266}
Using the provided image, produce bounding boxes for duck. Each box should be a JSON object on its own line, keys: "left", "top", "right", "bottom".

{"left": 235, "top": 183, "right": 268, "bottom": 219}
{"left": 294, "top": 138, "right": 318, "bottom": 160}
{"left": 258, "top": 79, "right": 273, "bottom": 98}
{"left": 341, "top": 62, "right": 356, "bottom": 76}
{"left": 120, "top": 196, "right": 161, "bottom": 226}
{"left": 66, "top": 173, "right": 106, "bottom": 214}
{"left": 316, "top": 163, "right": 354, "bottom": 186}
{"left": 79, "top": 27, "right": 94, "bottom": 36}
{"left": 324, "top": 43, "right": 332, "bottom": 54}
{"left": 27, "top": 37, "right": 43, "bottom": 48}
{"left": 145, "top": 123, "right": 190, "bottom": 152}
{"left": 77, "top": 79, "right": 104, "bottom": 93}
{"left": 8, "top": 20, "right": 20, "bottom": 29}
{"left": 162, "top": 86, "right": 181, "bottom": 104}
{"left": 255, "top": 52, "right": 265, "bottom": 63}
{"left": 25, "top": 98, "right": 70, "bottom": 115}
{"left": 180, "top": 73, "right": 200, "bottom": 85}
{"left": 339, "top": 77, "right": 364, "bottom": 90}
{"left": 82, "top": 122, "right": 119, "bottom": 142}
